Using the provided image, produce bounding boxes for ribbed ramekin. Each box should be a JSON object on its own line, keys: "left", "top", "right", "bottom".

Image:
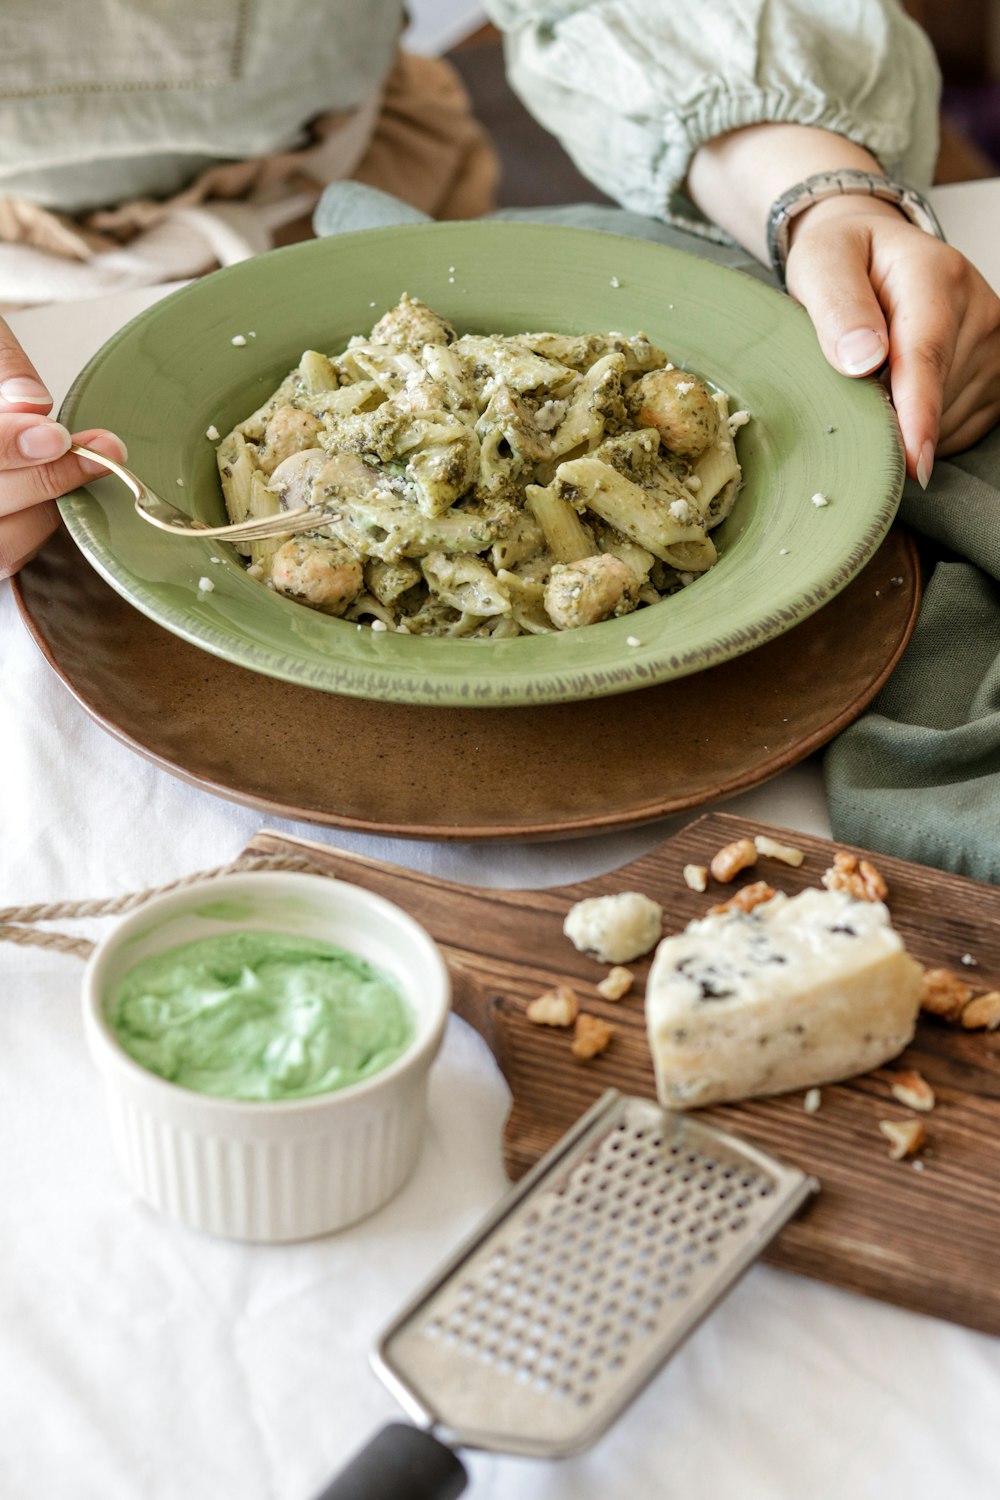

{"left": 82, "top": 871, "right": 450, "bottom": 1243}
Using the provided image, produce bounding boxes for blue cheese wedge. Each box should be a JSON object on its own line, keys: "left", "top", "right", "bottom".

{"left": 646, "top": 888, "right": 923, "bottom": 1108}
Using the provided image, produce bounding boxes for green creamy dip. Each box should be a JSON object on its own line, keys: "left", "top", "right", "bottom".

{"left": 107, "top": 931, "right": 415, "bottom": 1101}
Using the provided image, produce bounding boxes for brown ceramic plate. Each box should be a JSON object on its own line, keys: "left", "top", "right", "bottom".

{"left": 13, "top": 523, "right": 919, "bottom": 841}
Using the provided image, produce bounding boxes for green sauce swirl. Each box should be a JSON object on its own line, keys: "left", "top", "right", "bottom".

{"left": 107, "top": 931, "right": 415, "bottom": 1101}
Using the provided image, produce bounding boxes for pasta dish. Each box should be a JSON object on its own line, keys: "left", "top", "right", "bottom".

{"left": 217, "top": 295, "right": 747, "bottom": 636}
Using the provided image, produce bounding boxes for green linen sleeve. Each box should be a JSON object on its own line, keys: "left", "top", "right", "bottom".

{"left": 483, "top": 0, "right": 942, "bottom": 231}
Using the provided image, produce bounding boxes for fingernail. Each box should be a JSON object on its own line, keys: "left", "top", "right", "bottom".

{"left": 77, "top": 435, "right": 128, "bottom": 475}
{"left": 0, "top": 376, "right": 52, "bottom": 407}
{"left": 916, "top": 440, "right": 934, "bottom": 491}
{"left": 17, "top": 422, "right": 71, "bottom": 461}
{"left": 836, "top": 328, "right": 887, "bottom": 375}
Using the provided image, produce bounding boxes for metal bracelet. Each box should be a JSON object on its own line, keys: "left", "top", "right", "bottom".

{"left": 766, "top": 169, "right": 946, "bottom": 288}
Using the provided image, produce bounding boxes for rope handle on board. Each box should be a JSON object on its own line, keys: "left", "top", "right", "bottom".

{"left": 0, "top": 851, "right": 320, "bottom": 961}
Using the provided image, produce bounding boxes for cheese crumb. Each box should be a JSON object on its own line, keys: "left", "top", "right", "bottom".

{"left": 205, "top": 424, "right": 221, "bottom": 441}
{"left": 960, "top": 953, "right": 977, "bottom": 967}
{"left": 626, "top": 635, "right": 641, "bottom": 647}
{"left": 728, "top": 409, "right": 751, "bottom": 432}
{"left": 564, "top": 891, "right": 663, "bottom": 965}
{"left": 231, "top": 334, "right": 247, "bottom": 346}
{"left": 811, "top": 493, "right": 830, "bottom": 508}
{"left": 682, "top": 864, "right": 708, "bottom": 893}
{"left": 176, "top": 477, "right": 185, "bottom": 487}
{"left": 197, "top": 576, "right": 215, "bottom": 593}
{"left": 370, "top": 618, "right": 389, "bottom": 633}
{"left": 609, "top": 275, "right": 621, "bottom": 288}
{"left": 803, "top": 1087, "right": 822, "bottom": 1114}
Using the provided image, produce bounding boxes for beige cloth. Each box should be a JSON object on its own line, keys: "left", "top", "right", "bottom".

{"left": 0, "top": 51, "right": 497, "bottom": 297}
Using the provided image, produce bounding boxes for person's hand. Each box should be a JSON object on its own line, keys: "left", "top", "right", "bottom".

{"left": 686, "top": 126, "right": 1000, "bottom": 486}
{"left": 1, "top": 315, "right": 127, "bottom": 580}
{"left": 785, "top": 196, "right": 1000, "bottom": 486}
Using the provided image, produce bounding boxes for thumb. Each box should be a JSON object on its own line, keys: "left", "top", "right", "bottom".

{"left": 785, "top": 227, "right": 888, "bottom": 379}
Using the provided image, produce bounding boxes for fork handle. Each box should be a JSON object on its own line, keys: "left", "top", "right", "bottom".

{"left": 310, "top": 1424, "right": 467, "bottom": 1500}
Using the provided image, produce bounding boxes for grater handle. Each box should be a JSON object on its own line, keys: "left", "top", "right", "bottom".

{"left": 310, "top": 1423, "right": 468, "bottom": 1500}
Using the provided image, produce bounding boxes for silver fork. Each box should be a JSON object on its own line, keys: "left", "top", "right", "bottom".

{"left": 71, "top": 443, "right": 329, "bottom": 543}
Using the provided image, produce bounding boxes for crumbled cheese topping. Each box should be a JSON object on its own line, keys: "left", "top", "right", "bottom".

{"left": 535, "top": 399, "right": 567, "bottom": 433}
{"left": 205, "top": 424, "right": 220, "bottom": 441}
{"left": 811, "top": 493, "right": 830, "bottom": 508}
{"left": 230, "top": 335, "right": 247, "bottom": 347}
{"left": 197, "top": 576, "right": 215, "bottom": 593}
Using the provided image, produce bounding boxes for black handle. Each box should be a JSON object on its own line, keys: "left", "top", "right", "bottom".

{"left": 310, "top": 1423, "right": 468, "bottom": 1500}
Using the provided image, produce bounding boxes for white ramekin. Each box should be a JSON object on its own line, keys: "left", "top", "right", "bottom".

{"left": 82, "top": 871, "right": 450, "bottom": 1243}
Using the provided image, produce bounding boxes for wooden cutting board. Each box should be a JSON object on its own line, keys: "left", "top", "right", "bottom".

{"left": 247, "top": 814, "right": 1000, "bottom": 1337}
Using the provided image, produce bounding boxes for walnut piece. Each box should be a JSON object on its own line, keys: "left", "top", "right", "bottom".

{"left": 571, "top": 1013, "right": 615, "bottom": 1060}
{"left": 526, "top": 985, "right": 579, "bottom": 1028}
{"left": 888, "top": 1069, "right": 935, "bottom": 1111}
{"left": 879, "top": 1118, "right": 927, "bottom": 1160}
{"left": 753, "top": 834, "right": 805, "bottom": 867}
{"left": 961, "top": 991, "right": 1000, "bottom": 1030}
{"left": 821, "top": 850, "right": 888, "bottom": 903}
{"left": 709, "top": 838, "right": 757, "bottom": 884}
{"left": 920, "top": 967, "right": 973, "bottom": 1022}
{"left": 596, "top": 966, "right": 634, "bottom": 1001}
{"left": 708, "top": 880, "right": 777, "bottom": 916}
{"left": 683, "top": 863, "right": 708, "bottom": 893}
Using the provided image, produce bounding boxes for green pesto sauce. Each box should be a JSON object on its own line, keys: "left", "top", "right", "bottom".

{"left": 108, "top": 931, "right": 415, "bottom": 1101}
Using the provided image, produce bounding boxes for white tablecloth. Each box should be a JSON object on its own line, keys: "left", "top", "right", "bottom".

{"left": 3, "top": 185, "right": 999, "bottom": 1498}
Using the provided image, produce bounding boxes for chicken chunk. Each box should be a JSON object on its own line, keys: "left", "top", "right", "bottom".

{"left": 257, "top": 407, "right": 325, "bottom": 476}
{"left": 269, "top": 538, "right": 364, "bottom": 615}
{"left": 626, "top": 369, "right": 719, "bottom": 460}
{"left": 370, "top": 293, "right": 456, "bottom": 355}
{"left": 544, "top": 554, "right": 638, "bottom": 630}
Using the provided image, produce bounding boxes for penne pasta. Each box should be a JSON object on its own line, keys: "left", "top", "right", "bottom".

{"left": 218, "top": 294, "right": 747, "bottom": 632}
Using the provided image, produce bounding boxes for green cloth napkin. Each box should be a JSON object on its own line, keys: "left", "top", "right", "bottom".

{"left": 315, "top": 184, "right": 1000, "bottom": 882}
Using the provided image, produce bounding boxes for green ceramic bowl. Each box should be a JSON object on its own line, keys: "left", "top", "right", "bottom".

{"left": 58, "top": 222, "right": 903, "bottom": 707}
